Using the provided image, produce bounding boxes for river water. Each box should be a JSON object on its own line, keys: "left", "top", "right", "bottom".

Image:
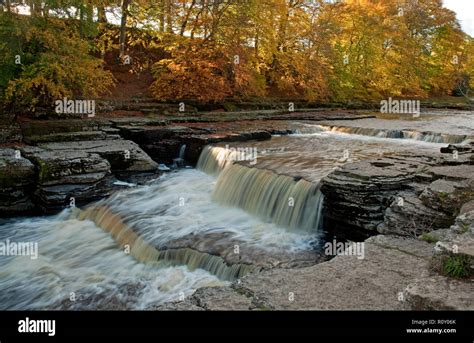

{"left": 0, "top": 122, "right": 456, "bottom": 310}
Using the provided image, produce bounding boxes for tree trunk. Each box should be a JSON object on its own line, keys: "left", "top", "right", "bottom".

{"left": 30, "top": 0, "right": 42, "bottom": 17}
{"left": 166, "top": 0, "right": 173, "bottom": 33}
{"left": 79, "top": 5, "right": 84, "bottom": 38}
{"left": 98, "top": 6, "right": 107, "bottom": 23}
{"left": 159, "top": 0, "right": 165, "bottom": 32}
{"left": 180, "top": 0, "right": 197, "bottom": 36}
{"left": 119, "top": 0, "right": 131, "bottom": 59}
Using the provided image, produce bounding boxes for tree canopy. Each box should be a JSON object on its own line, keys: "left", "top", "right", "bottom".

{"left": 1, "top": 0, "right": 473, "bottom": 113}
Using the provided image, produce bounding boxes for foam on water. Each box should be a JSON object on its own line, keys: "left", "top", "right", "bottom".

{"left": 0, "top": 211, "right": 224, "bottom": 310}
{"left": 93, "top": 170, "right": 319, "bottom": 252}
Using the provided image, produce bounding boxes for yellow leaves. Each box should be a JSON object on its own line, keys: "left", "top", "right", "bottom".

{"left": 2, "top": 15, "right": 115, "bottom": 114}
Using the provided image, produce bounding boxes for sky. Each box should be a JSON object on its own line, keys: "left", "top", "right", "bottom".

{"left": 443, "top": 0, "right": 474, "bottom": 36}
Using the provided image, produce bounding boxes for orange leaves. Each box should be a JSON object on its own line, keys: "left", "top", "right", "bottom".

{"left": 150, "top": 41, "right": 232, "bottom": 102}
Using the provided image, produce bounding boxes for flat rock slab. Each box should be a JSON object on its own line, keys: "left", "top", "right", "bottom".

{"left": 109, "top": 118, "right": 168, "bottom": 127}
{"left": 24, "top": 131, "right": 118, "bottom": 145}
{"left": 233, "top": 236, "right": 432, "bottom": 310}
{"left": 160, "top": 236, "right": 436, "bottom": 310}
{"left": 429, "top": 165, "right": 474, "bottom": 181}
{"left": 37, "top": 140, "right": 158, "bottom": 173}
{"left": 20, "top": 119, "right": 112, "bottom": 137}
{"left": 187, "top": 287, "right": 253, "bottom": 311}
{"left": 405, "top": 276, "right": 474, "bottom": 310}
{"left": 21, "top": 147, "right": 111, "bottom": 186}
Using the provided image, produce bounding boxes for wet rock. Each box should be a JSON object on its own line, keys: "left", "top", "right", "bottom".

{"left": 57, "top": 282, "right": 147, "bottom": 310}
{"left": 160, "top": 232, "right": 324, "bottom": 272}
{"left": 440, "top": 144, "right": 472, "bottom": 154}
{"left": 33, "top": 178, "right": 116, "bottom": 213}
{"left": 0, "top": 149, "right": 36, "bottom": 216}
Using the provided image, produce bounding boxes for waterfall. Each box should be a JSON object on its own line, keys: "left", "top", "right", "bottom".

{"left": 196, "top": 144, "right": 324, "bottom": 232}
{"left": 179, "top": 144, "right": 187, "bottom": 159}
{"left": 212, "top": 164, "right": 324, "bottom": 232}
{"left": 72, "top": 206, "right": 257, "bottom": 281}
{"left": 314, "top": 125, "right": 468, "bottom": 144}
{"left": 173, "top": 144, "right": 187, "bottom": 168}
{"left": 196, "top": 146, "right": 241, "bottom": 175}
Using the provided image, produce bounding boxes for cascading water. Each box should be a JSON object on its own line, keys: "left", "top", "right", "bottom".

{"left": 1, "top": 117, "right": 453, "bottom": 310}
{"left": 0, "top": 166, "right": 321, "bottom": 309}
{"left": 196, "top": 146, "right": 241, "bottom": 175}
{"left": 298, "top": 124, "right": 469, "bottom": 144}
{"left": 212, "top": 165, "right": 324, "bottom": 232}
{"left": 73, "top": 205, "right": 259, "bottom": 281}
{"left": 0, "top": 210, "right": 224, "bottom": 310}
{"left": 172, "top": 144, "right": 187, "bottom": 168}
{"left": 197, "top": 146, "right": 325, "bottom": 232}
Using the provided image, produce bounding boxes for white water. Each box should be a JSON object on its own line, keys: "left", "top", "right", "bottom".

{"left": 0, "top": 126, "right": 450, "bottom": 310}
{"left": 0, "top": 211, "right": 223, "bottom": 310}
{"left": 92, "top": 170, "right": 318, "bottom": 251}
{"left": 0, "top": 169, "right": 321, "bottom": 310}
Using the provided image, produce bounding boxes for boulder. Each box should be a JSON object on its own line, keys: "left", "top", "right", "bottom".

{"left": 420, "top": 179, "right": 474, "bottom": 216}
{"left": 21, "top": 146, "right": 114, "bottom": 213}
{"left": 320, "top": 158, "right": 421, "bottom": 235}
{"left": 0, "top": 149, "right": 36, "bottom": 216}
{"left": 379, "top": 193, "right": 454, "bottom": 236}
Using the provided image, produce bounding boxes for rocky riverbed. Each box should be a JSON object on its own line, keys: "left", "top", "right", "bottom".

{"left": 0, "top": 108, "right": 472, "bottom": 310}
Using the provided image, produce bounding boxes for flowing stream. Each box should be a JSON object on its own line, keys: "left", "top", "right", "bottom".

{"left": 0, "top": 119, "right": 457, "bottom": 310}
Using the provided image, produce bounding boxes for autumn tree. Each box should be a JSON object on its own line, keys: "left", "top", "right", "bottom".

{"left": 0, "top": 1, "right": 114, "bottom": 114}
